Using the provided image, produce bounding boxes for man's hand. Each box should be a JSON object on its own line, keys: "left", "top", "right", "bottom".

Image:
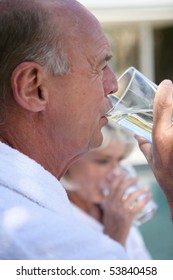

{"left": 137, "top": 80, "right": 173, "bottom": 218}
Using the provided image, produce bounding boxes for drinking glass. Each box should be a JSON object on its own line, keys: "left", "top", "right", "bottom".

{"left": 106, "top": 67, "right": 158, "bottom": 142}
{"left": 123, "top": 165, "right": 158, "bottom": 226}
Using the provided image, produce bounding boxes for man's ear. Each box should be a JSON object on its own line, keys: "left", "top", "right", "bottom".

{"left": 11, "top": 62, "right": 48, "bottom": 112}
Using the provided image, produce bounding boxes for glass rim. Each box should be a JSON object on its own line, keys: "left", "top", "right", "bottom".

{"left": 118, "top": 66, "right": 157, "bottom": 92}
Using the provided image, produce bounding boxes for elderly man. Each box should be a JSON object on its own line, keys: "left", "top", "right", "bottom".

{"left": 0, "top": 0, "right": 173, "bottom": 259}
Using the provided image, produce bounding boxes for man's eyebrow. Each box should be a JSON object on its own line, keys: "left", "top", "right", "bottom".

{"left": 101, "top": 54, "right": 113, "bottom": 67}
{"left": 98, "top": 53, "right": 112, "bottom": 67}
{"left": 105, "top": 54, "right": 112, "bottom": 61}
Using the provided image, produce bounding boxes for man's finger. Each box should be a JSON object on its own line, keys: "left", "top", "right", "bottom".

{"left": 135, "top": 136, "right": 152, "bottom": 165}
{"left": 153, "top": 80, "right": 173, "bottom": 132}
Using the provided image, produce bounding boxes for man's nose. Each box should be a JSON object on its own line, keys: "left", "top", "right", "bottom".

{"left": 103, "top": 67, "right": 118, "bottom": 96}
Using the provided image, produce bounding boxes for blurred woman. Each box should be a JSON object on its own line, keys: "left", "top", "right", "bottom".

{"left": 61, "top": 123, "right": 152, "bottom": 259}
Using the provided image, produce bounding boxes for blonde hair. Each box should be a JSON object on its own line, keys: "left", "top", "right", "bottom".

{"left": 62, "top": 123, "right": 135, "bottom": 185}
{"left": 98, "top": 122, "right": 135, "bottom": 158}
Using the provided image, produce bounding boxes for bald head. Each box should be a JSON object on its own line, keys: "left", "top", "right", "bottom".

{"left": 0, "top": 0, "right": 97, "bottom": 100}
{"left": 0, "top": 0, "right": 114, "bottom": 178}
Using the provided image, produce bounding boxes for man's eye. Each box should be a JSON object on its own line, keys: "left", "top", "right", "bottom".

{"left": 102, "top": 64, "right": 108, "bottom": 71}
{"left": 98, "top": 65, "right": 108, "bottom": 79}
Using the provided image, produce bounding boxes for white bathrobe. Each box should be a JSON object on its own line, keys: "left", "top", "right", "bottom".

{"left": 71, "top": 204, "right": 151, "bottom": 260}
{"left": 0, "top": 142, "right": 128, "bottom": 260}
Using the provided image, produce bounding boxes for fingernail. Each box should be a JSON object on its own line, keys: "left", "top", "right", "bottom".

{"left": 159, "top": 79, "right": 172, "bottom": 86}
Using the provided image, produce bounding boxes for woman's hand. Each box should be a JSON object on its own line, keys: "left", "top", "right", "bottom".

{"left": 101, "top": 171, "right": 151, "bottom": 245}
